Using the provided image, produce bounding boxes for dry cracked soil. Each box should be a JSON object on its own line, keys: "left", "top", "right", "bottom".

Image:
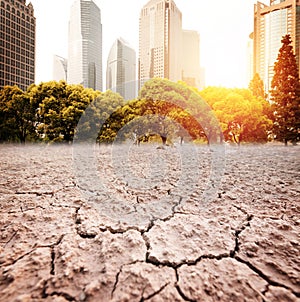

{"left": 0, "top": 143, "right": 299, "bottom": 302}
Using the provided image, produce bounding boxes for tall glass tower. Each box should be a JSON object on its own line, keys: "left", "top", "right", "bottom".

{"left": 253, "top": 0, "right": 300, "bottom": 92}
{"left": 68, "top": 0, "right": 102, "bottom": 91}
{"left": 106, "top": 38, "right": 136, "bottom": 100}
{"left": 138, "top": 0, "right": 182, "bottom": 89}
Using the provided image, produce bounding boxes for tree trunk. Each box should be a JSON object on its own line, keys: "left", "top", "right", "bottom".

{"left": 161, "top": 135, "right": 167, "bottom": 145}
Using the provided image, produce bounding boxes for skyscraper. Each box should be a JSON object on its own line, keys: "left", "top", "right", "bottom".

{"left": 67, "top": 0, "right": 102, "bottom": 91}
{"left": 247, "top": 32, "right": 254, "bottom": 85}
{"left": 106, "top": 38, "right": 136, "bottom": 100}
{"left": 139, "top": 0, "right": 182, "bottom": 88}
{"left": 253, "top": 0, "right": 300, "bottom": 92}
{"left": 181, "top": 30, "right": 202, "bottom": 90}
{"left": 0, "top": 0, "right": 35, "bottom": 91}
{"left": 53, "top": 55, "right": 67, "bottom": 81}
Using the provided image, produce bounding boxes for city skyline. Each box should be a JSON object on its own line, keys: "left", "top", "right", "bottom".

{"left": 30, "top": 0, "right": 269, "bottom": 89}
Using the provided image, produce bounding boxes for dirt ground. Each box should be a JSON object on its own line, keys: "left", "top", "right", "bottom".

{"left": 0, "top": 143, "right": 299, "bottom": 302}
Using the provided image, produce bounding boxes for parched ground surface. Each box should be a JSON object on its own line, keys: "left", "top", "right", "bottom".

{"left": 0, "top": 143, "right": 299, "bottom": 302}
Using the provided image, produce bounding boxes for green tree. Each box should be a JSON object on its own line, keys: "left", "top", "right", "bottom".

{"left": 0, "top": 86, "right": 37, "bottom": 143}
{"left": 271, "top": 34, "right": 300, "bottom": 145}
{"left": 136, "top": 78, "right": 217, "bottom": 145}
{"left": 29, "top": 81, "right": 100, "bottom": 142}
{"left": 76, "top": 89, "right": 125, "bottom": 143}
{"left": 249, "top": 73, "right": 266, "bottom": 99}
{"left": 199, "top": 87, "right": 273, "bottom": 144}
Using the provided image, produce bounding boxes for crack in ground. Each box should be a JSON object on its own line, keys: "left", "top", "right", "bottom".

{"left": 2, "top": 235, "right": 64, "bottom": 272}
{"left": 42, "top": 280, "right": 78, "bottom": 302}
{"left": 50, "top": 246, "right": 55, "bottom": 275}
{"left": 232, "top": 204, "right": 249, "bottom": 215}
{"left": 175, "top": 269, "right": 197, "bottom": 302}
{"left": 246, "top": 281, "right": 268, "bottom": 302}
{"left": 15, "top": 191, "right": 55, "bottom": 197}
{"left": 229, "top": 211, "right": 299, "bottom": 298}
{"left": 72, "top": 192, "right": 299, "bottom": 300}
{"left": 1, "top": 230, "right": 18, "bottom": 247}
{"left": 145, "top": 251, "right": 231, "bottom": 270}
{"left": 234, "top": 256, "right": 300, "bottom": 298}
{"left": 230, "top": 213, "right": 254, "bottom": 257}
{"left": 111, "top": 260, "right": 144, "bottom": 299}
{"left": 140, "top": 282, "right": 170, "bottom": 301}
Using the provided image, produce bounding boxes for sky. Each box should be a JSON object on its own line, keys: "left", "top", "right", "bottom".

{"left": 29, "top": 0, "right": 269, "bottom": 89}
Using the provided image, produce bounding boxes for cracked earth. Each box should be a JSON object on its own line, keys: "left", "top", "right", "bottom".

{"left": 0, "top": 144, "right": 299, "bottom": 302}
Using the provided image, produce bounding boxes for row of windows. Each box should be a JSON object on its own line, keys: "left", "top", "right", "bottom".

{"left": 0, "top": 47, "right": 35, "bottom": 60}
{"left": 1, "top": 14, "right": 35, "bottom": 32}
{"left": 0, "top": 53, "right": 34, "bottom": 65}
{"left": 0, "top": 56, "right": 34, "bottom": 69}
{"left": 1, "top": 16, "right": 35, "bottom": 34}
{"left": 0, "top": 36, "right": 35, "bottom": 50}
{"left": 0, "top": 79, "right": 34, "bottom": 90}
{"left": 0, "top": 59, "right": 34, "bottom": 71}
{"left": 1, "top": 33, "right": 35, "bottom": 48}
{"left": 0, "top": 0, "right": 34, "bottom": 16}
{"left": 2, "top": 23, "right": 35, "bottom": 38}
{"left": 0, "top": 68, "right": 34, "bottom": 79}
{"left": 0, "top": 32, "right": 35, "bottom": 46}
{"left": 1, "top": 9, "right": 35, "bottom": 25}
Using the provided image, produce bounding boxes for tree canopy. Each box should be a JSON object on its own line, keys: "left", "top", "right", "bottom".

{"left": 0, "top": 85, "right": 36, "bottom": 143}
{"left": 199, "top": 87, "right": 273, "bottom": 144}
{"left": 249, "top": 73, "right": 266, "bottom": 99}
{"left": 0, "top": 78, "right": 276, "bottom": 145}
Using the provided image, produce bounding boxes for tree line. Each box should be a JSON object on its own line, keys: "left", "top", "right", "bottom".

{"left": 0, "top": 35, "right": 299, "bottom": 145}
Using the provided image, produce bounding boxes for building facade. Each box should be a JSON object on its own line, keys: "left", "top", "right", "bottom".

{"left": 68, "top": 0, "right": 102, "bottom": 91}
{"left": 139, "top": 0, "right": 182, "bottom": 88}
{"left": 53, "top": 55, "right": 67, "bottom": 81}
{"left": 181, "top": 30, "right": 202, "bottom": 90}
{"left": 106, "top": 38, "right": 136, "bottom": 100}
{"left": 247, "top": 32, "right": 254, "bottom": 84}
{"left": 0, "top": 0, "right": 35, "bottom": 91}
{"left": 253, "top": 0, "right": 300, "bottom": 92}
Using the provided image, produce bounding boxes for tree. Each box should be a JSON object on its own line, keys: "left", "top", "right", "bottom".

{"left": 271, "top": 34, "right": 300, "bottom": 145}
{"left": 136, "top": 78, "right": 218, "bottom": 145}
{"left": 0, "top": 86, "right": 37, "bottom": 143}
{"left": 29, "top": 81, "right": 100, "bottom": 142}
{"left": 199, "top": 87, "right": 273, "bottom": 144}
{"left": 76, "top": 89, "right": 125, "bottom": 143}
{"left": 249, "top": 73, "right": 266, "bottom": 99}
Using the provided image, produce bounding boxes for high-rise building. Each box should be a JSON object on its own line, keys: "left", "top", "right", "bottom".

{"left": 0, "top": 0, "right": 35, "bottom": 91}
{"left": 106, "top": 38, "right": 136, "bottom": 100}
{"left": 53, "top": 55, "right": 67, "bottom": 81}
{"left": 253, "top": 0, "right": 300, "bottom": 92}
{"left": 181, "top": 30, "right": 202, "bottom": 90}
{"left": 67, "top": 0, "right": 102, "bottom": 91}
{"left": 247, "top": 32, "right": 254, "bottom": 84}
{"left": 139, "top": 0, "right": 182, "bottom": 88}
